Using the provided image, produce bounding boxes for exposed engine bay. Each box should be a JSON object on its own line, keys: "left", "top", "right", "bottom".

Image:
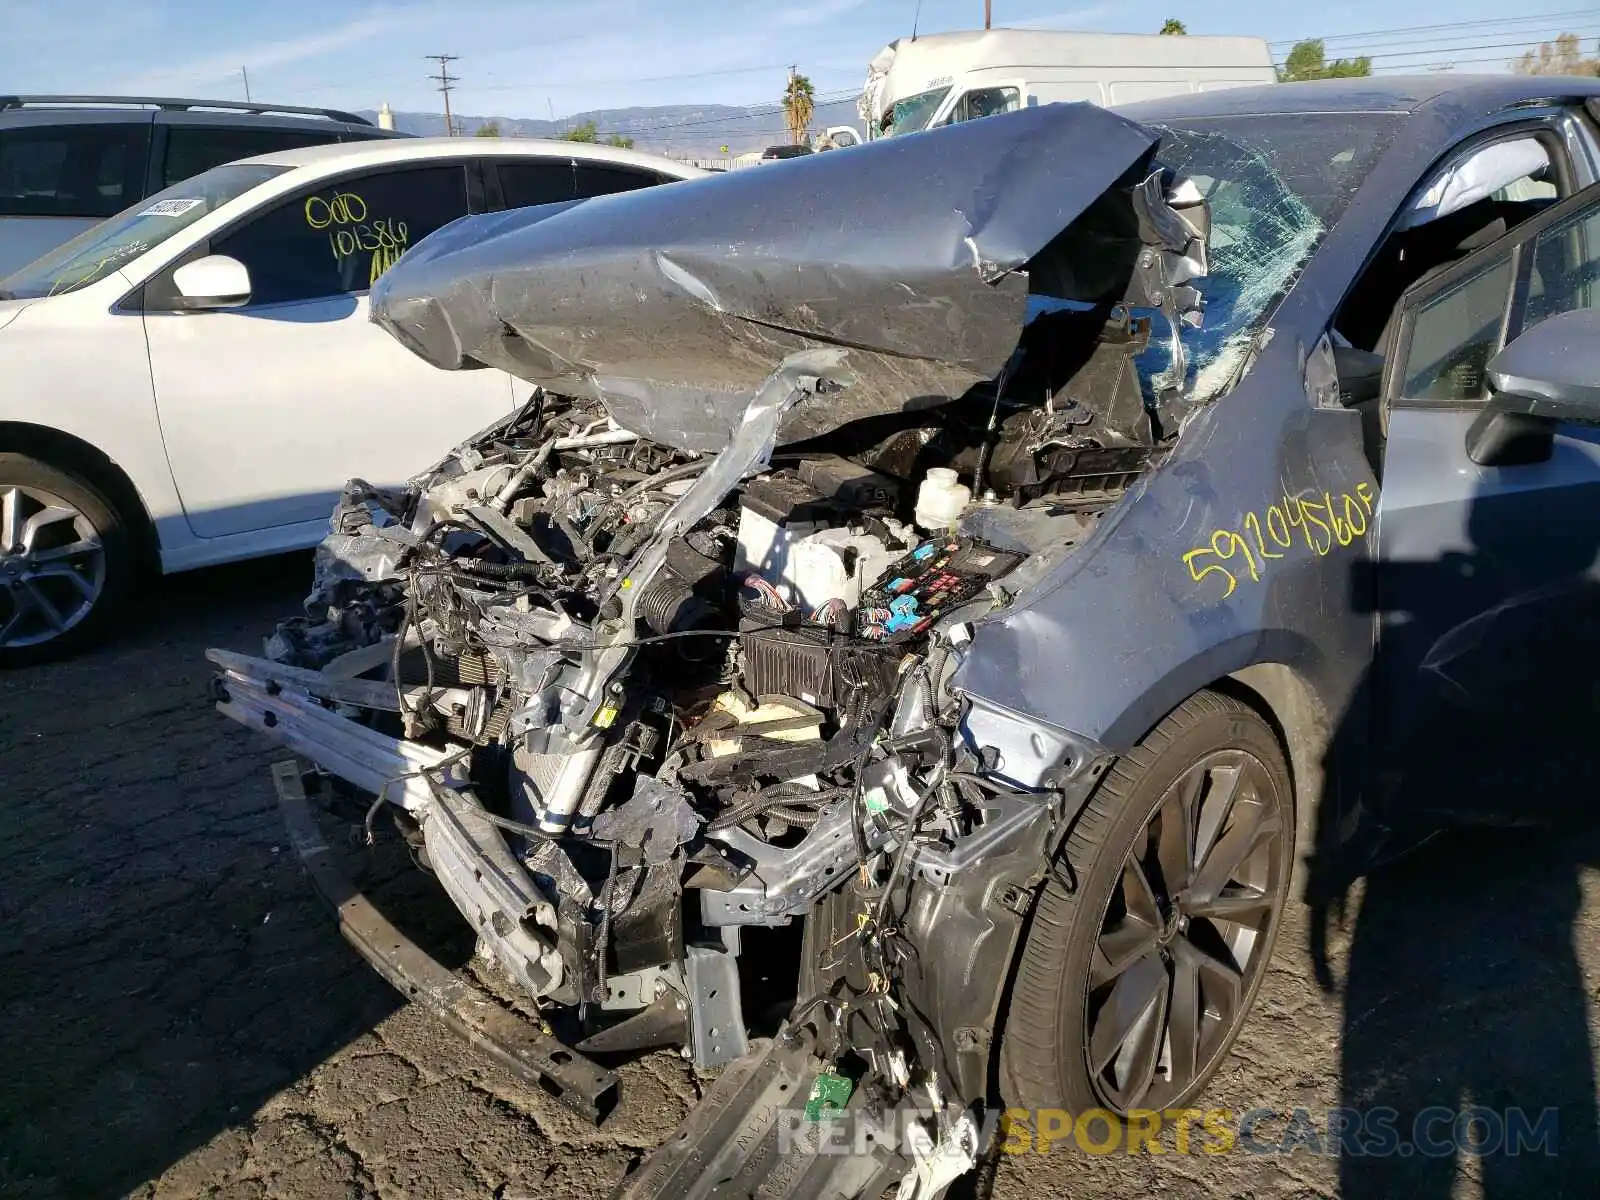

{"left": 211, "top": 351, "right": 1143, "bottom": 1194}
{"left": 211, "top": 101, "right": 1215, "bottom": 1199}
{"left": 233, "top": 346, "right": 1123, "bottom": 1011}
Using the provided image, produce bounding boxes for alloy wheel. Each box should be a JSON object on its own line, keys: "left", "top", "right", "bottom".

{"left": 0, "top": 484, "right": 107, "bottom": 650}
{"left": 1083, "top": 748, "right": 1287, "bottom": 1112}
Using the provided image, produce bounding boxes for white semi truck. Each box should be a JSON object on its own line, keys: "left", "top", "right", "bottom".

{"left": 859, "top": 27, "right": 1277, "bottom": 138}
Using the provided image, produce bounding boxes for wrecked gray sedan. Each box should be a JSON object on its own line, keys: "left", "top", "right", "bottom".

{"left": 213, "top": 76, "right": 1600, "bottom": 1196}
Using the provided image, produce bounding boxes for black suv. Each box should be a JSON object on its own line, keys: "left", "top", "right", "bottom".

{"left": 0, "top": 95, "right": 402, "bottom": 275}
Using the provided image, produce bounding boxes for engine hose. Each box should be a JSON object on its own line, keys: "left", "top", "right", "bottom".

{"left": 443, "top": 556, "right": 550, "bottom": 581}
{"left": 913, "top": 656, "right": 955, "bottom": 770}
{"left": 636, "top": 575, "right": 718, "bottom": 641}
{"left": 708, "top": 785, "right": 845, "bottom": 833}
{"left": 611, "top": 458, "right": 708, "bottom": 506}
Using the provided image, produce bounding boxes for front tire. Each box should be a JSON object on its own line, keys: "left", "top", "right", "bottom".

{"left": 1000, "top": 689, "right": 1293, "bottom": 1117}
{"left": 0, "top": 454, "right": 134, "bottom": 667}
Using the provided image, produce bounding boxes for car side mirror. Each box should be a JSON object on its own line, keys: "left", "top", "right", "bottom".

{"left": 1467, "top": 308, "right": 1600, "bottom": 466}
{"left": 1333, "top": 345, "right": 1385, "bottom": 407}
{"left": 171, "top": 254, "right": 251, "bottom": 310}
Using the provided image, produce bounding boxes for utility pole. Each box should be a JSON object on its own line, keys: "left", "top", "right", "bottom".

{"left": 984, "top": 0, "right": 991, "bottom": 28}
{"left": 240, "top": 66, "right": 252, "bottom": 102}
{"left": 425, "top": 54, "right": 460, "bottom": 136}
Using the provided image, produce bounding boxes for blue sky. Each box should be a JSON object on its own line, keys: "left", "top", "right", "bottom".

{"left": 2, "top": 0, "right": 1595, "bottom": 132}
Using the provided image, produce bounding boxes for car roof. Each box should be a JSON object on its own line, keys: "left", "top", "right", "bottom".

{"left": 1120, "top": 74, "right": 1600, "bottom": 124}
{"left": 1116, "top": 74, "right": 1600, "bottom": 122}
{"left": 237, "top": 136, "right": 705, "bottom": 179}
{"left": 0, "top": 94, "right": 378, "bottom": 131}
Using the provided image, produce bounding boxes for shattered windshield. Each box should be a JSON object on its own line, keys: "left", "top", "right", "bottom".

{"left": 1138, "top": 113, "right": 1404, "bottom": 399}
{"left": 0, "top": 162, "right": 287, "bottom": 300}
{"left": 881, "top": 86, "right": 951, "bottom": 136}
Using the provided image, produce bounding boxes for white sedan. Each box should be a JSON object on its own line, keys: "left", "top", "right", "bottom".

{"left": 0, "top": 138, "right": 704, "bottom": 665}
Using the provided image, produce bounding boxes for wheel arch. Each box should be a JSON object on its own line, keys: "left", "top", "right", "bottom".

{"left": 1104, "top": 648, "right": 1340, "bottom": 903}
{"left": 966, "top": 646, "right": 1348, "bottom": 1108}
{"left": 0, "top": 422, "right": 161, "bottom": 575}
{"left": 1213, "top": 663, "right": 1333, "bottom": 897}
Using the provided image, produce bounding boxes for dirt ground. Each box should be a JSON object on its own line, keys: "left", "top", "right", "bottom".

{"left": 3, "top": 552, "right": 1599, "bottom": 1200}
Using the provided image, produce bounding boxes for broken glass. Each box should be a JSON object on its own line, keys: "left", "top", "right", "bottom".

{"left": 1133, "top": 113, "right": 1404, "bottom": 402}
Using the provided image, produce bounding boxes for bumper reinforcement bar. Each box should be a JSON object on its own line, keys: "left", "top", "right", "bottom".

{"left": 270, "top": 759, "right": 620, "bottom": 1123}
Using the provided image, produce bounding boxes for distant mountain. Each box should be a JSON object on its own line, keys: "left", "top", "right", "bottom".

{"left": 356, "top": 99, "right": 864, "bottom": 159}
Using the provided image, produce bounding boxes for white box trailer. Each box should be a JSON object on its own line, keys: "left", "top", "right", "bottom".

{"left": 859, "top": 27, "right": 1277, "bottom": 138}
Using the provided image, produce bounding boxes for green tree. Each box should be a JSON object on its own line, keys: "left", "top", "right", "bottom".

{"left": 1512, "top": 32, "right": 1600, "bottom": 76}
{"left": 782, "top": 71, "right": 815, "bottom": 145}
{"left": 561, "top": 121, "right": 631, "bottom": 147}
{"left": 474, "top": 119, "right": 501, "bottom": 137}
{"left": 1159, "top": 18, "right": 1187, "bottom": 34}
{"left": 1277, "top": 38, "right": 1372, "bottom": 82}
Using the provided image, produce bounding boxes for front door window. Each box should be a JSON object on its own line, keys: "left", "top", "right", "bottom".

{"left": 211, "top": 164, "right": 470, "bottom": 305}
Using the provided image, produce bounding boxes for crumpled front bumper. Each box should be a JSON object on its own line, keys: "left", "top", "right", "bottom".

{"left": 230, "top": 684, "right": 946, "bottom": 1200}
{"left": 211, "top": 649, "right": 570, "bottom": 1002}
{"left": 266, "top": 759, "right": 620, "bottom": 1122}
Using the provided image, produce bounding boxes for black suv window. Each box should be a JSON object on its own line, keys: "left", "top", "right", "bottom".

{"left": 498, "top": 160, "right": 575, "bottom": 208}
{"left": 497, "top": 159, "right": 669, "bottom": 211}
{"left": 0, "top": 123, "right": 151, "bottom": 218}
{"left": 161, "top": 126, "right": 342, "bottom": 188}
{"left": 575, "top": 163, "right": 665, "bottom": 196}
{"left": 212, "top": 164, "right": 469, "bottom": 305}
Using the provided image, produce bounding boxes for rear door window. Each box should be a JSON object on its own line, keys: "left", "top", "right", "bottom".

{"left": 574, "top": 163, "right": 665, "bottom": 197}
{"left": 0, "top": 123, "right": 152, "bottom": 218}
{"left": 497, "top": 160, "right": 575, "bottom": 208}
{"left": 160, "top": 126, "right": 341, "bottom": 188}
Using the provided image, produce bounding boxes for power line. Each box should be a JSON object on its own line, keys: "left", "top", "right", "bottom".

{"left": 1272, "top": 30, "right": 1600, "bottom": 73}
{"left": 1324, "top": 30, "right": 1600, "bottom": 63}
{"left": 425, "top": 54, "right": 460, "bottom": 136}
{"left": 1307, "top": 22, "right": 1600, "bottom": 55}
{"left": 1374, "top": 48, "right": 1600, "bottom": 69}
{"left": 1268, "top": 9, "right": 1600, "bottom": 46}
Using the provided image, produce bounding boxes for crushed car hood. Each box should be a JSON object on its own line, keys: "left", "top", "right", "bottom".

{"left": 370, "top": 103, "right": 1166, "bottom": 452}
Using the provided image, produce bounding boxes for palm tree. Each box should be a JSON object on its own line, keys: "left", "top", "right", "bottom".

{"left": 782, "top": 71, "right": 815, "bottom": 146}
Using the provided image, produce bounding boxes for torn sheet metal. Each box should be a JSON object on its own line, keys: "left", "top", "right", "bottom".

{"left": 590, "top": 776, "right": 700, "bottom": 867}
{"left": 370, "top": 103, "right": 1161, "bottom": 452}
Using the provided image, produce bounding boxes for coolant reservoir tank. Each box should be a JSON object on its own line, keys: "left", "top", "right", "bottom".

{"left": 914, "top": 468, "right": 971, "bottom": 533}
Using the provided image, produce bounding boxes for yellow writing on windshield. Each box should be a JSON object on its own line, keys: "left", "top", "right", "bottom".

{"left": 47, "top": 241, "right": 151, "bottom": 297}
{"left": 304, "top": 191, "right": 409, "bottom": 286}
{"left": 1182, "top": 481, "right": 1376, "bottom": 600}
